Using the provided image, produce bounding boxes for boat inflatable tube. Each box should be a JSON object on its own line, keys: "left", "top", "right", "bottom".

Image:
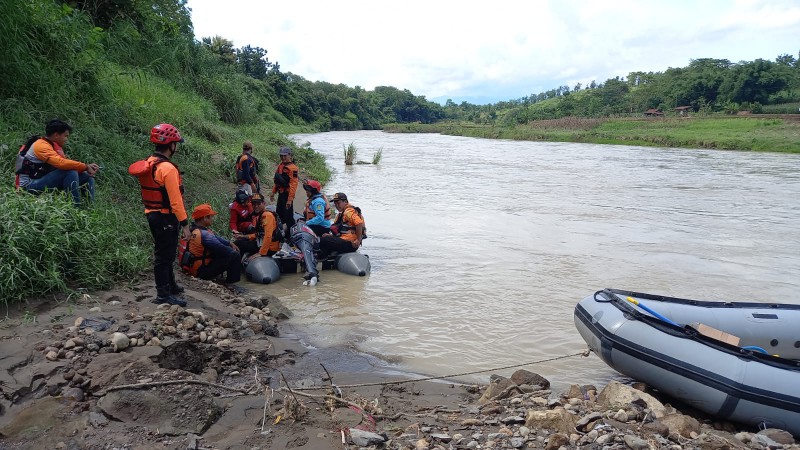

{"left": 245, "top": 256, "right": 281, "bottom": 284}
{"left": 335, "top": 253, "right": 370, "bottom": 276}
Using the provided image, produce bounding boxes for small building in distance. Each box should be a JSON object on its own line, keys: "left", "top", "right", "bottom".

{"left": 644, "top": 108, "right": 664, "bottom": 117}
{"left": 674, "top": 106, "right": 692, "bottom": 117}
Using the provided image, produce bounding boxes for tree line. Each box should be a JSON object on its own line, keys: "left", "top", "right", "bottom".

{"left": 442, "top": 55, "right": 800, "bottom": 125}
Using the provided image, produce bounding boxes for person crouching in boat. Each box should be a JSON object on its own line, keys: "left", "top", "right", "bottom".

{"left": 229, "top": 188, "right": 255, "bottom": 235}
{"left": 318, "top": 192, "right": 365, "bottom": 260}
{"left": 290, "top": 221, "right": 320, "bottom": 286}
{"left": 234, "top": 193, "right": 282, "bottom": 260}
{"left": 302, "top": 179, "right": 332, "bottom": 237}
{"left": 185, "top": 204, "right": 244, "bottom": 294}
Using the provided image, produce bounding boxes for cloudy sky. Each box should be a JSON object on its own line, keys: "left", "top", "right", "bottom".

{"left": 187, "top": 0, "right": 800, "bottom": 104}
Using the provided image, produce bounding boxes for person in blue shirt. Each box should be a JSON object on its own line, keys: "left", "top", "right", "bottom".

{"left": 302, "top": 180, "right": 332, "bottom": 237}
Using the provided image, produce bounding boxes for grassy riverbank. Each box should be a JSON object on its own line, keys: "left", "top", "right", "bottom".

{"left": 384, "top": 116, "right": 800, "bottom": 152}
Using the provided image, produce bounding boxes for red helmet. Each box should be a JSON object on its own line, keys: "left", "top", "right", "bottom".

{"left": 304, "top": 180, "right": 322, "bottom": 192}
{"left": 150, "top": 123, "right": 184, "bottom": 145}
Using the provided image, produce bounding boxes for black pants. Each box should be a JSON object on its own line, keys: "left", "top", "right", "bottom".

{"left": 234, "top": 238, "right": 276, "bottom": 257}
{"left": 276, "top": 191, "right": 295, "bottom": 236}
{"left": 196, "top": 251, "right": 241, "bottom": 283}
{"left": 147, "top": 212, "right": 179, "bottom": 297}
{"left": 307, "top": 224, "right": 330, "bottom": 237}
{"left": 318, "top": 235, "right": 356, "bottom": 260}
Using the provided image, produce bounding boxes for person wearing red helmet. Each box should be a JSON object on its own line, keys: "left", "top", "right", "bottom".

{"left": 137, "top": 123, "right": 189, "bottom": 306}
{"left": 229, "top": 188, "right": 255, "bottom": 234}
{"left": 302, "top": 179, "right": 331, "bottom": 237}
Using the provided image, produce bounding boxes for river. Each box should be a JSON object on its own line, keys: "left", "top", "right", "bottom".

{"left": 247, "top": 130, "right": 800, "bottom": 390}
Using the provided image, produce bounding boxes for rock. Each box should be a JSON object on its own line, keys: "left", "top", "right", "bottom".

{"left": 510, "top": 369, "right": 550, "bottom": 389}
{"left": 414, "top": 438, "right": 429, "bottom": 450}
{"left": 110, "top": 332, "right": 130, "bottom": 352}
{"left": 613, "top": 409, "right": 630, "bottom": 422}
{"left": 46, "top": 351, "right": 58, "bottom": 361}
{"left": 660, "top": 413, "right": 700, "bottom": 438}
{"left": 63, "top": 387, "right": 84, "bottom": 402}
{"left": 524, "top": 408, "right": 577, "bottom": 434}
{"left": 478, "top": 375, "right": 515, "bottom": 404}
{"left": 624, "top": 434, "right": 650, "bottom": 450}
{"left": 461, "top": 418, "right": 483, "bottom": 426}
{"left": 757, "top": 428, "right": 795, "bottom": 445}
{"left": 199, "top": 332, "right": 208, "bottom": 342}
{"left": 63, "top": 339, "right": 76, "bottom": 350}
{"left": 575, "top": 412, "right": 603, "bottom": 432}
{"left": 89, "top": 307, "right": 102, "bottom": 313}
{"left": 597, "top": 381, "right": 666, "bottom": 418}
{"left": 216, "top": 339, "right": 231, "bottom": 348}
{"left": 63, "top": 370, "right": 76, "bottom": 380}
{"left": 430, "top": 433, "right": 451, "bottom": 442}
{"left": 74, "top": 317, "right": 85, "bottom": 327}
{"left": 642, "top": 420, "right": 669, "bottom": 437}
{"left": 183, "top": 317, "right": 197, "bottom": 330}
{"left": 263, "top": 324, "right": 279, "bottom": 336}
{"left": 545, "top": 433, "right": 569, "bottom": 450}
{"left": 89, "top": 411, "right": 109, "bottom": 427}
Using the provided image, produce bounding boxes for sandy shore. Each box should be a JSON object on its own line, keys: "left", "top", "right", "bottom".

{"left": 0, "top": 274, "right": 797, "bottom": 449}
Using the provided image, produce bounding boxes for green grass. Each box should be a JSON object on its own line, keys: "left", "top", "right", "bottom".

{"left": 389, "top": 116, "right": 800, "bottom": 153}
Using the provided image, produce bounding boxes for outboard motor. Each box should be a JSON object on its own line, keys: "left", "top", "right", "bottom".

{"left": 289, "top": 222, "right": 319, "bottom": 283}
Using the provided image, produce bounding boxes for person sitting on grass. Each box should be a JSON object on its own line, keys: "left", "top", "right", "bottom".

{"left": 318, "top": 193, "right": 365, "bottom": 260}
{"left": 185, "top": 203, "right": 245, "bottom": 294}
{"left": 16, "top": 119, "right": 99, "bottom": 207}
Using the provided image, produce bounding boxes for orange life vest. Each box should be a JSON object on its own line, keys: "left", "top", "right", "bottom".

{"left": 334, "top": 205, "right": 367, "bottom": 239}
{"left": 184, "top": 226, "right": 212, "bottom": 276}
{"left": 304, "top": 193, "right": 332, "bottom": 221}
{"left": 129, "top": 154, "right": 184, "bottom": 211}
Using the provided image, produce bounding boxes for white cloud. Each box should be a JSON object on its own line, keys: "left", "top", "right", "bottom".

{"left": 187, "top": 0, "right": 800, "bottom": 103}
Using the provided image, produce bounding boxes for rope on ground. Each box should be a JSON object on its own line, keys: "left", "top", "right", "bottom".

{"left": 294, "top": 349, "right": 591, "bottom": 391}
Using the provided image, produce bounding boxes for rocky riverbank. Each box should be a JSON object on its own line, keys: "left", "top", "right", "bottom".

{"left": 0, "top": 275, "right": 798, "bottom": 449}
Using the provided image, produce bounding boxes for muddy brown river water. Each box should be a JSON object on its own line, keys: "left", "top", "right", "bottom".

{"left": 245, "top": 130, "right": 800, "bottom": 390}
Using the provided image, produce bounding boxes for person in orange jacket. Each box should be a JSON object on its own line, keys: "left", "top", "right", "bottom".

{"left": 17, "top": 119, "right": 99, "bottom": 207}
{"left": 269, "top": 146, "right": 299, "bottom": 235}
{"left": 137, "top": 123, "right": 190, "bottom": 306}
{"left": 234, "top": 193, "right": 282, "bottom": 260}
{"left": 318, "top": 193, "right": 365, "bottom": 260}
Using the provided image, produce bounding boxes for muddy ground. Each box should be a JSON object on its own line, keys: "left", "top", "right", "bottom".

{"left": 0, "top": 273, "right": 798, "bottom": 450}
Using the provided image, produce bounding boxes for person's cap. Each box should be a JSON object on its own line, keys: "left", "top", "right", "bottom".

{"left": 251, "top": 193, "right": 265, "bottom": 203}
{"left": 279, "top": 146, "right": 292, "bottom": 156}
{"left": 191, "top": 203, "right": 218, "bottom": 220}
{"left": 243, "top": 141, "right": 253, "bottom": 150}
{"left": 331, "top": 193, "right": 348, "bottom": 202}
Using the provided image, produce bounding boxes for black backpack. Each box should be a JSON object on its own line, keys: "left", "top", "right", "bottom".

{"left": 14, "top": 135, "right": 42, "bottom": 175}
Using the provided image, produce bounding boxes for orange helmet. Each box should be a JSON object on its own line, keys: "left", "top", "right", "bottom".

{"left": 150, "top": 123, "right": 184, "bottom": 145}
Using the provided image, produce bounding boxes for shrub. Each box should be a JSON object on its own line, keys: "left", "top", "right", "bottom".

{"left": 372, "top": 148, "right": 383, "bottom": 165}
{"left": 343, "top": 142, "right": 357, "bottom": 165}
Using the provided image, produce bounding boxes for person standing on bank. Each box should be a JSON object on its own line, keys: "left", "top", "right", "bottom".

{"left": 269, "top": 146, "right": 299, "bottom": 234}
{"left": 235, "top": 141, "right": 260, "bottom": 195}
{"left": 136, "top": 123, "right": 190, "bottom": 307}
{"left": 16, "top": 119, "right": 99, "bottom": 207}
{"left": 318, "top": 193, "right": 365, "bottom": 260}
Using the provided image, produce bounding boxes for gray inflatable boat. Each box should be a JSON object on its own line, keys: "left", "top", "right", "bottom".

{"left": 574, "top": 288, "right": 800, "bottom": 436}
{"left": 244, "top": 256, "right": 281, "bottom": 284}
